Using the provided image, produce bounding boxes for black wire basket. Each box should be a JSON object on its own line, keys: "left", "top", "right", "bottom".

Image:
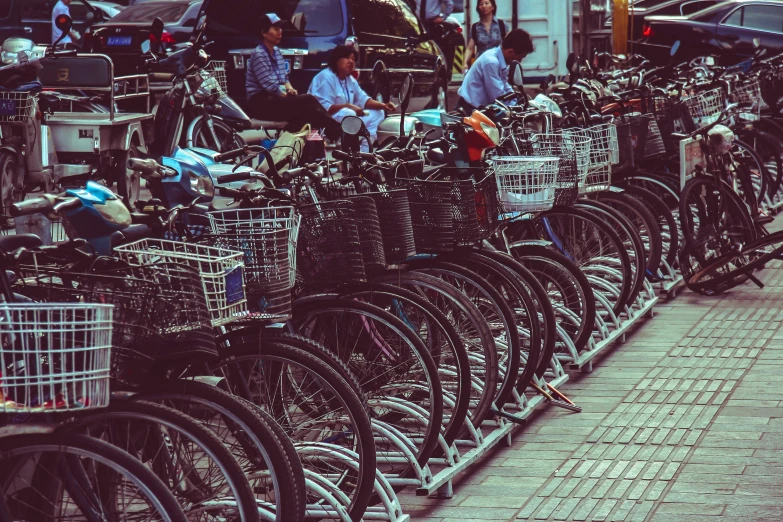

{"left": 614, "top": 121, "right": 634, "bottom": 169}
{"left": 297, "top": 200, "right": 366, "bottom": 286}
{"left": 391, "top": 178, "right": 455, "bottom": 253}
{"left": 346, "top": 195, "right": 387, "bottom": 271}
{"left": 16, "top": 262, "right": 216, "bottom": 383}
{"left": 358, "top": 189, "right": 417, "bottom": 264}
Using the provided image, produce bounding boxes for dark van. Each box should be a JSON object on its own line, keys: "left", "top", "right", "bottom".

{"left": 203, "top": 0, "right": 451, "bottom": 110}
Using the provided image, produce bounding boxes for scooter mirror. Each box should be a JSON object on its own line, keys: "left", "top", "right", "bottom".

{"left": 150, "top": 17, "right": 165, "bottom": 54}
{"left": 341, "top": 115, "right": 365, "bottom": 136}
{"left": 141, "top": 40, "right": 151, "bottom": 54}
{"left": 509, "top": 61, "right": 524, "bottom": 87}
{"left": 400, "top": 74, "right": 413, "bottom": 105}
{"left": 52, "top": 14, "right": 73, "bottom": 47}
{"left": 670, "top": 40, "right": 681, "bottom": 57}
{"left": 566, "top": 53, "right": 577, "bottom": 73}
{"left": 753, "top": 37, "right": 761, "bottom": 49}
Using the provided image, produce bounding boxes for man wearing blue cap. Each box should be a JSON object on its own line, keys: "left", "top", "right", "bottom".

{"left": 245, "top": 13, "right": 342, "bottom": 139}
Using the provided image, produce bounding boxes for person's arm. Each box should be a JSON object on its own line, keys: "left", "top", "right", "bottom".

{"left": 355, "top": 81, "right": 393, "bottom": 112}
{"left": 250, "top": 51, "right": 284, "bottom": 95}
{"left": 441, "top": 0, "right": 454, "bottom": 19}
{"left": 464, "top": 38, "right": 475, "bottom": 72}
{"left": 284, "top": 82, "right": 298, "bottom": 95}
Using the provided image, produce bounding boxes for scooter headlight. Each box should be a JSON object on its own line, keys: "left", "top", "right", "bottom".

{"left": 480, "top": 122, "right": 499, "bottom": 146}
{"left": 189, "top": 171, "right": 215, "bottom": 198}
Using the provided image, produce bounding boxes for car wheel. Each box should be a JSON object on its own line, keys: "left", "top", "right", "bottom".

{"left": 0, "top": 152, "right": 20, "bottom": 228}
{"left": 430, "top": 80, "right": 448, "bottom": 111}
{"left": 116, "top": 143, "right": 141, "bottom": 210}
{"left": 373, "top": 80, "right": 390, "bottom": 104}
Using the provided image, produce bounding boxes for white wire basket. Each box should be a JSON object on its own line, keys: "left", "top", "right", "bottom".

{"left": 114, "top": 239, "right": 247, "bottom": 327}
{"left": 0, "top": 91, "right": 35, "bottom": 123}
{"left": 732, "top": 78, "right": 764, "bottom": 120}
{"left": 0, "top": 303, "right": 113, "bottom": 413}
{"left": 204, "top": 60, "right": 228, "bottom": 95}
{"left": 684, "top": 87, "right": 725, "bottom": 128}
{"left": 570, "top": 123, "right": 619, "bottom": 193}
{"left": 207, "top": 207, "right": 299, "bottom": 319}
{"left": 492, "top": 156, "right": 560, "bottom": 213}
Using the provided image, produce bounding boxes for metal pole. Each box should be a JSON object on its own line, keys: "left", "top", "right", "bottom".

{"left": 579, "top": 0, "right": 590, "bottom": 59}
{"left": 512, "top": 0, "right": 518, "bottom": 30}
{"left": 465, "top": 0, "right": 471, "bottom": 35}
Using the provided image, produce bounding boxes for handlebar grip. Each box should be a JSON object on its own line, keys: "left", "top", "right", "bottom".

{"left": 11, "top": 198, "right": 53, "bottom": 217}
{"left": 214, "top": 147, "right": 248, "bottom": 163}
{"left": 218, "top": 187, "right": 244, "bottom": 197}
{"left": 127, "top": 158, "right": 160, "bottom": 175}
{"left": 217, "top": 171, "right": 253, "bottom": 184}
{"left": 332, "top": 150, "right": 352, "bottom": 161}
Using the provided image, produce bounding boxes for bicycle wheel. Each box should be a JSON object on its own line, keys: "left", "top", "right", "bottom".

{"left": 132, "top": 379, "right": 307, "bottom": 522}
{"left": 522, "top": 206, "right": 634, "bottom": 316}
{"left": 337, "top": 283, "right": 472, "bottom": 446}
{"left": 510, "top": 244, "right": 597, "bottom": 354}
{"left": 619, "top": 184, "right": 680, "bottom": 270}
{"left": 0, "top": 431, "right": 188, "bottom": 522}
{"left": 67, "top": 399, "right": 260, "bottom": 522}
{"left": 212, "top": 336, "right": 377, "bottom": 521}
{"left": 374, "top": 271, "right": 498, "bottom": 426}
{"left": 465, "top": 249, "right": 558, "bottom": 379}
{"left": 292, "top": 297, "right": 443, "bottom": 473}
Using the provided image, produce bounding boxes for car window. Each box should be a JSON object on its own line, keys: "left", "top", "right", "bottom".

{"left": 0, "top": 0, "right": 10, "bottom": 19}
{"left": 722, "top": 6, "right": 743, "bottom": 27}
{"left": 21, "top": 0, "right": 55, "bottom": 21}
{"left": 350, "top": 0, "right": 376, "bottom": 32}
{"left": 278, "top": 0, "right": 344, "bottom": 36}
{"left": 109, "top": 2, "right": 189, "bottom": 23}
{"left": 374, "top": 0, "right": 421, "bottom": 37}
{"left": 681, "top": 1, "right": 716, "bottom": 16}
{"left": 743, "top": 5, "right": 783, "bottom": 33}
{"left": 69, "top": 3, "right": 92, "bottom": 23}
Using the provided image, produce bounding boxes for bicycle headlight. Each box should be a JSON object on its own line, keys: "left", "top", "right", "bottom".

{"left": 189, "top": 171, "right": 214, "bottom": 198}
{"left": 480, "top": 122, "right": 499, "bottom": 146}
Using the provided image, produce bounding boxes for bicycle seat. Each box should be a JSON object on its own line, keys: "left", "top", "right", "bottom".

{"left": 0, "top": 233, "right": 43, "bottom": 254}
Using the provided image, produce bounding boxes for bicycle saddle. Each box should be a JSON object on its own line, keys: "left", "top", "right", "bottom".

{"left": 0, "top": 233, "right": 43, "bottom": 254}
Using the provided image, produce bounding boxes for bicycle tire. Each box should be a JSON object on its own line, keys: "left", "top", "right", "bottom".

{"left": 67, "top": 399, "right": 261, "bottom": 522}
{"left": 133, "top": 378, "right": 307, "bottom": 522}
{"left": 619, "top": 183, "right": 680, "bottom": 270}
{"left": 213, "top": 335, "right": 377, "bottom": 520}
{"left": 510, "top": 244, "right": 597, "bottom": 354}
{"left": 0, "top": 432, "right": 189, "bottom": 522}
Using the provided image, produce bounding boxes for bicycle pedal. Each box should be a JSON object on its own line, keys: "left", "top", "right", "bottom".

{"left": 546, "top": 399, "right": 582, "bottom": 413}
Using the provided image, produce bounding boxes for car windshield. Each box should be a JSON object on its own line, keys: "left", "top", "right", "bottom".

{"left": 109, "top": 2, "right": 190, "bottom": 23}
{"left": 280, "top": 0, "right": 344, "bottom": 35}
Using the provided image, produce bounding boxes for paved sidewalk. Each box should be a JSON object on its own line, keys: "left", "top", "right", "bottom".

{"left": 406, "top": 260, "right": 783, "bottom": 521}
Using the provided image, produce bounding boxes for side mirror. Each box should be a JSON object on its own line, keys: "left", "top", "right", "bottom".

{"left": 670, "top": 40, "right": 681, "bottom": 57}
{"left": 399, "top": 74, "right": 413, "bottom": 106}
{"left": 753, "top": 37, "right": 761, "bottom": 49}
{"left": 509, "top": 61, "right": 524, "bottom": 87}
{"left": 53, "top": 14, "right": 73, "bottom": 47}
{"left": 141, "top": 40, "right": 151, "bottom": 53}
{"left": 150, "top": 17, "right": 165, "bottom": 54}
{"left": 341, "top": 115, "right": 364, "bottom": 136}
{"left": 86, "top": 10, "right": 95, "bottom": 22}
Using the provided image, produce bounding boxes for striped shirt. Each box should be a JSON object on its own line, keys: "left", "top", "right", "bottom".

{"left": 246, "top": 44, "right": 288, "bottom": 99}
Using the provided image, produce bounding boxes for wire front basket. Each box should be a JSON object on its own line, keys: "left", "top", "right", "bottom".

{"left": 204, "top": 60, "right": 228, "bottom": 95}
{"left": 733, "top": 77, "right": 763, "bottom": 120}
{"left": 683, "top": 87, "right": 725, "bottom": 129}
{"left": 207, "top": 207, "right": 298, "bottom": 320}
{"left": 114, "top": 239, "right": 247, "bottom": 326}
{"left": 297, "top": 200, "right": 366, "bottom": 286}
{"left": 347, "top": 196, "right": 387, "bottom": 270}
{"left": 516, "top": 131, "right": 586, "bottom": 207}
{"left": 0, "top": 91, "right": 35, "bottom": 123}
{"left": 493, "top": 156, "right": 559, "bottom": 214}
{"left": 356, "top": 189, "right": 416, "bottom": 264}
{"left": 0, "top": 303, "right": 113, "bottom": 413}
{"left": 391, "top": 179, "right": 455, "bottom": 253}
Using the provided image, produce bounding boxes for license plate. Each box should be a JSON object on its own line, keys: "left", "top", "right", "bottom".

{"left": 680, "top": 137, "right": 706, "bottom": 188}
{"left": 225, "top": 266, "right": 245, "bottom": 305}
{"left": 0, "top": 99, "right": 16, "bottom": 116}
{"left": 106, "top": 36, "right": 132, "bottom": 47}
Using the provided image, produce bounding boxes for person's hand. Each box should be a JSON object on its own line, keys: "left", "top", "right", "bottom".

{"left": 349, "top": 104, "right": 365, "bottom": 116}
{"left": 383, "top": 101, "right": 396, "bottom": 112}
{"left": 286, "top": 87, "right": 298, "bottom": 96}
{"left": 432, "top": 16, "right": 444, "bottom": 24}
{"left": 71, "top": 30, "right": 81, "bottom": 41}
{"left": 463, "top": 65, "right": 469, "bottom": 74}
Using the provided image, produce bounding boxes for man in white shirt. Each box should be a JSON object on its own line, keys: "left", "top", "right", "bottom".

{"left": 309, "top": 45, "right": 396, "bottom": 150}
{"left": 52, "top": 0, "right": 81, "bottom": 45}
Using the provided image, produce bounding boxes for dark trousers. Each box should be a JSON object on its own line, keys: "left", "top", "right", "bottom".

{"left": 456, "top": 96, "right": 477, "bottom": 116}
{"left": 247, "top": 92, "right": 342, "bottom": 140}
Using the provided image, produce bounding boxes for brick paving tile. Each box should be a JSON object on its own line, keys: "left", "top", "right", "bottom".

{"left": 402, "top": 253, "right": 783, "bottom": 521}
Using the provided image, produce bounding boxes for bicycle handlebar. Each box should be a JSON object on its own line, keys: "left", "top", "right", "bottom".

{"left": 127, "top": 158, "right": 160, "bottom": 176}
{"left": 11, "top": 197, "right": 53, "bottom": 217}
{"left": 217, "top": 171, "right": 253, "bottom": 184}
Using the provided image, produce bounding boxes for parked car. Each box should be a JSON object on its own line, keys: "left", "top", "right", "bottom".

{"left": 635, "top": 0, "right": 783, "bottom": 65}
{"left": 204, "top": 0, "right": 451, "bottom": 110}
{"left": 0, "top": 0, "right": 108, "bottom": 46}
{"left": 90, "top": 1, "right": 126, "bottom": 18}
{"left": 606, "top": 0, "right": 727, "bottom": 41}
{"left": 87, "top": 0, "right": 201, "bottom": 76}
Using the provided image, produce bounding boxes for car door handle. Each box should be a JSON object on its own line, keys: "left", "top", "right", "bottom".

{"left": 23, "top": 27, "right": 32, "bottom": 34}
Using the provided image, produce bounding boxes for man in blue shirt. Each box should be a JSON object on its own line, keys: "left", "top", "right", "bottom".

{"left": 413, "top": 0, "right": 454, "bottom": 25}
{"left": 245, "top": 14, "right": 341, "bottom": 140}
{"left": 456, "top": 28, "right": 534, "bottom": 113}
{"left": 52, "top": 0, "right": 80, "bottom": 44}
